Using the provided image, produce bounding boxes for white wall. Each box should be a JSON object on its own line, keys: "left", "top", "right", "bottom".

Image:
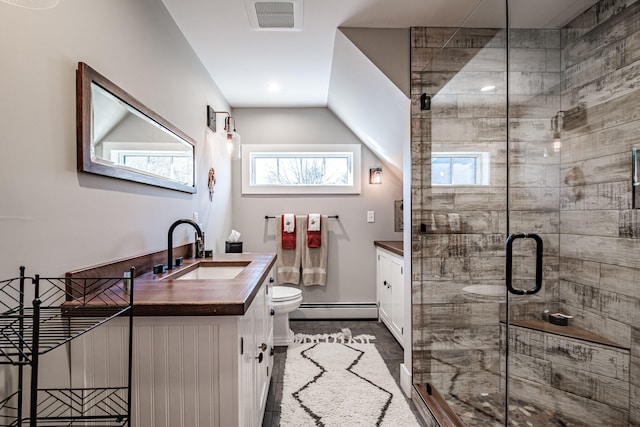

{"left": 231, "top": 108, "right": 402, "bottom": 306}
{"left": 0, "top": 0, "right": 232, "bottom": 279}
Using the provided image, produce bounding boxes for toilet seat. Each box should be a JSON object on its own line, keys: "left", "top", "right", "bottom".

{"left": 272, "top": 286, "right": 302, "bottom": 303}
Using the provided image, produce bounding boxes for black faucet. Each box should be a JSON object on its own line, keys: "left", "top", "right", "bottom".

{"left": 167, "top": 219, "right": 203, "bottom": 270}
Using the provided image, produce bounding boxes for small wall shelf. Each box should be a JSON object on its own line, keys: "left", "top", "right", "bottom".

{"left": 0, "top": 266, "right": 134, "bottom": 426}
{"left": 507, "top": 319, "right": 628, "bottom": 350}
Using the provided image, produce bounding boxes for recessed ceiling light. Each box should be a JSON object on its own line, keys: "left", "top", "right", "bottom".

{"left": 266, "top": 81, "right": 280, "bottom": 92}
{"left": 480, "top": 85, "right": 496, "bottom": 92}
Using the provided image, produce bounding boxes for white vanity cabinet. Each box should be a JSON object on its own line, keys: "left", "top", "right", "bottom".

{"left": 376, "top": 246, "right": 404, "bottom": 347}
{"left": 239, "top": 272, "right": 274, "bottom": 427}
{"left": 71, "top": 268, "right": 275, "bottom": 427}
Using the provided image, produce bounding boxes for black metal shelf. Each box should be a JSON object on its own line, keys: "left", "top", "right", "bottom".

{"left": 0, "top": 266, "right": 134, "bottom": 427}
{"left": 1, "top": 387, "right": 129, "bottom": 427}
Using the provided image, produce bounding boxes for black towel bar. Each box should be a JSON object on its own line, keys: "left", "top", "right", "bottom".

{"left": 264, "top": 215, "right": 339, "bottom": 219}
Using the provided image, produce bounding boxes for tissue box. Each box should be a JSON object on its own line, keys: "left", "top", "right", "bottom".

{"left": 225, "top": 241, "right": 243, "bottom": 253}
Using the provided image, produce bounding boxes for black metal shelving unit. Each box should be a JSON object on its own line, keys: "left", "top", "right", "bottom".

{"left": 0, "top": 266, "right": 134, "bottom": 426}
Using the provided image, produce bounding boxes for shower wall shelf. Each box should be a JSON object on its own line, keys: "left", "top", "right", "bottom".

{"left": 0, "top": 266, "right": 134, "bottom": 426}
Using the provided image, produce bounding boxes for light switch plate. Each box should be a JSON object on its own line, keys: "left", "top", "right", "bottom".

{"left": 367, "top": 211, "right": 375, "bottom": 223}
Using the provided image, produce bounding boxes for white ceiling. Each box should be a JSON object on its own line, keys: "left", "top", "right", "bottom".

{"left": 161, "top": 0, "right": 598, "bottom": 108}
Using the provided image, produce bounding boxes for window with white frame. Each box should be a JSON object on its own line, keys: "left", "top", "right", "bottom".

{"left": 242, "top": 144, "right": 361, "bottom": 194}
{"left": 432, "top": 152, "right": 490, "bottom": 185}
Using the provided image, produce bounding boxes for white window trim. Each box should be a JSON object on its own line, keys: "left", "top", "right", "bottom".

{"left": 241, "top": 144, "right": 362, "bottom": 194}
{"left": 432, "top": 151, "right": 490, "bottom": 186}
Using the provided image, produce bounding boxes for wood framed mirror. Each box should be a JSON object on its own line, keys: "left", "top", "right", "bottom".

{"left": 76, "top": 62, "right": 196, "bottom": 193}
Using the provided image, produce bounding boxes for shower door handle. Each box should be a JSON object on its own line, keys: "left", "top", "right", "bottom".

{"left": 505, "top": 233, "right": 543, "bottom": 295}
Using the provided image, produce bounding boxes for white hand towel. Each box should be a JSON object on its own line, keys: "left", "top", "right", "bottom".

{"left": 276, "top": 215, "right": 301, "bottom": 285}
{"left": 283, "top": 214, "right": 295, "bottom": 233}
{"left": 307, "top": 213, "right": 321, "bottom": 231}
{"left": 301, "top": 215, "right": 328, "bottom": 286}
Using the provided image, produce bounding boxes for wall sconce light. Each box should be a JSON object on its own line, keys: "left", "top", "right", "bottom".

{"left": 551, "top": 111, "right": 564, "bottom": 153}
{"left": 369, "top": 167, "right": 382, "bottom": 184}
{"left": 207, "top": 105, "right": 241, "bottom": 160}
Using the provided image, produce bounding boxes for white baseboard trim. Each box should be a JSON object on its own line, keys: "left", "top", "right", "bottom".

{"left": 400, "top": 363, "right": 412, "bottom": 396}
{"left": 290, "top": 302, "right": 378, "bottom": 320}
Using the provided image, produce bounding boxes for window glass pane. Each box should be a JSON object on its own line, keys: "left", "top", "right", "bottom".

{"left": 122, "top": 155, "right": 147, "bottom": 172}
{"left": 277, "top": 157, "right": 301, "bottom": 184}
{"left": 432, "top": 157, "right": 452, "bottom": 185}
{"left": 252, "top": 154, "right": 351, "bottom": 186}
{"left": 170, "top": 157, "right": 193, "bottom": 184}
{"left": 253, "top": 157, "right": 278, "bottom": 185}
{"left": 324, "top": 157, "right": 349, "bottom": 184}
{"left": 118, "top": 152, "right": 192, "bottom": 184}
{"left": 147, "top": 156, "right": 172, "bottom": 177}
{"left": 452, "top": 157, "right": 477, "bottom": 185}
{"left": 242, "top": 144, "right": 361, "bottom": 195}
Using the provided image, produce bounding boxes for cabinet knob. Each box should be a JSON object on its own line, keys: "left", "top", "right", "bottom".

{"left": 269, "top": 277, "right": 274, "bottom": 283}
{"left": 270, "top": 308, "right": 275, "bottom": 316}
{"left": 259, "top": 343, "right": 268, "bottom": 352}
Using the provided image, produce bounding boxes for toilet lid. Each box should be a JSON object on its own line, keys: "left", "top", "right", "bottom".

{"left": 272, "top": 286, "right": 302, "bottom": 302}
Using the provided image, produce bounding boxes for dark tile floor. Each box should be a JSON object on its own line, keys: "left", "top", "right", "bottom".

{"left": 261, "top": 320, "right": 428, "bottom": 427}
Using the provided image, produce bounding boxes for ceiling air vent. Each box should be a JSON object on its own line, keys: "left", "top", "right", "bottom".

{"left": 244, "top": 0, "right": 303, "bottom": 31}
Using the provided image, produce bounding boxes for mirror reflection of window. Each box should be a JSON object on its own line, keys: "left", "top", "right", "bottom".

{"left": 114, "top": 151, "right": 193, "bottom": 184}
{"left": 91, "top": 83, "right": 194, "bottom": 185}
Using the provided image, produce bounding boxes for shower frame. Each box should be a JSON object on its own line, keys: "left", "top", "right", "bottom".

{"left": 410, "top": 0, "right": 637, "bottom": 425}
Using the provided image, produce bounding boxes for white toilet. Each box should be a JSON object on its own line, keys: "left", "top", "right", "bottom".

{"left": 271, "top": 286, "right": 302, "bottom": 346}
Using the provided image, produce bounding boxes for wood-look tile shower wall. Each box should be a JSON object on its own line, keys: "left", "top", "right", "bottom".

{"left": 411, "top": 0, "right": 640, "bottom": 424}
{"left": 560, "top": 0, "right": 640, "bottom": 424}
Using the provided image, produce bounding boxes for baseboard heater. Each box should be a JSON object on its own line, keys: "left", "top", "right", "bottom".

{"left": 290, "top": 302, "right": 378, "bottom": 320}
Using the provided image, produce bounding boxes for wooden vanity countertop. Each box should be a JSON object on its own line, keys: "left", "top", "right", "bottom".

{"left": 68, "top": 253, "right": 276, "bottom": 317}
{"left": 374, "top": 241, "right": 403, "bottom": 257}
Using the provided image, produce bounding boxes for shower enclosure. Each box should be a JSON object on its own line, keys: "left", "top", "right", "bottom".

{"left": 411, "top": 0, "right": 639, "bottom": 425}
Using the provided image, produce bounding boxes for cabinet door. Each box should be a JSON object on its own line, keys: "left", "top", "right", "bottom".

{"left": 390, "top": 255, "right": 404, "bottom": 344}
{"left": 377, "top": 249, "right": 392, "bottom": 323}
{"left": 254, "top": 276, "right": 272, "bottom": 422}
{"left": 238, "top": 300, "right": 256, "bottom": 427}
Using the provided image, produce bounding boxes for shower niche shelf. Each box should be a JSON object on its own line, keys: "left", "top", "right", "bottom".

{"left": 507, "top": 319, "right": 628, "bottom": 350}
{"left": 0, "top": 266, "right": 134, "bottom": 426}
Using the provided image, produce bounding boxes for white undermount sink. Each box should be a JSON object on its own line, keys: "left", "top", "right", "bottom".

{"left": 174, "top": 266, "right": 245, "bottom": 280}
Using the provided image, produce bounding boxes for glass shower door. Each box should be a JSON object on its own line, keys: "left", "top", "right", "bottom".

{"left": 412, "top": 1, "right": 632, "bottom": 425}
{"left": 502, "top": 2, "right": 563, "bottom": 422}
{"left": 412, "top": 0, "right": 509, "bottom": 425}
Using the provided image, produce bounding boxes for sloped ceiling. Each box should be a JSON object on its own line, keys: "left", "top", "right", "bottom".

{"left": 328, "top": 30, "right": 410, "bottom": 178}
{"left": 160, "top": 0, "right": 600, "bottom": 175}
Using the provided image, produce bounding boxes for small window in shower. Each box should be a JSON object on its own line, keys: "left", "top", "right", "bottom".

{"left": 432, "top": 152, "right": 489, "bottom": 185}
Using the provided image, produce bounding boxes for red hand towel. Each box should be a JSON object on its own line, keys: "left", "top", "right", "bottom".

{"left": 307, "top": 215, "right": 321, "bottom": 248}
{"left": 281, "top": 215, "right": 296, "bottom": 249}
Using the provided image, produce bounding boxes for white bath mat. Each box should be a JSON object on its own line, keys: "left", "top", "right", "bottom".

{"left": 281, "top": 331, "right": 421, "bottom": 426}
